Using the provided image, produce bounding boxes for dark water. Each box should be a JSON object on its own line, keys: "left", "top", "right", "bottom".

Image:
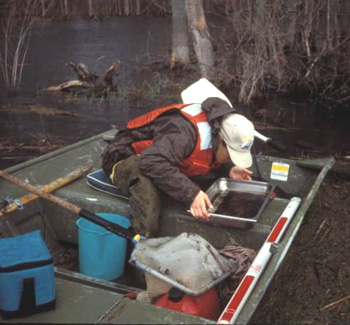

{"left": 1, "top": 17, "right": 172, "bottom": 95}
{"left": 1, "top": 17, "right": 350, "bottom": 170}
{"left": 0, "top": 18, "right": 173, "bottom": 168}
{"left": 213, "top": 192, "right": 266, "bottom": 218}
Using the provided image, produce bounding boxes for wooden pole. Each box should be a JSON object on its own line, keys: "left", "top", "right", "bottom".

{"left": 0, "top": 169, "right": 137, "bottom": 241}
{"left": 0, "top": 169, "right": 81, "bottom": 215}
{"left": 0, "top": 165, "right": 92, "bottom": 217}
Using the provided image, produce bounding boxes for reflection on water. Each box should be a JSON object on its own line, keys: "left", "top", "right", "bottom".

{"left": 1, "top": 18, "right": 350, "bottom": 170}
{"left": 0, "top": 18, "right": 173, "bottom": 168}
{"left": 2, "top": 17, "right": 171, "bottom": 95}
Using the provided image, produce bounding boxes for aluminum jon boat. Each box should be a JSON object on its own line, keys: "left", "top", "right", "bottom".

{"left": 0, "top": 129, "right": 334, "bottom": 324}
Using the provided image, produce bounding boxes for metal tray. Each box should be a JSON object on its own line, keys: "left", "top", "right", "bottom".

{"left": 206, "top": 178, "right": 275, "bottom": 229}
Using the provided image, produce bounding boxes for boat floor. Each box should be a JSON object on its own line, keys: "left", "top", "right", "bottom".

{"left": 3, "top": 273, "right": 211, "bottom": 324}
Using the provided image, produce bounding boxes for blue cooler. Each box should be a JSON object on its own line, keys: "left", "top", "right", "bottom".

{"left": 0, "top": 230, "right": 56, "bottom": 319}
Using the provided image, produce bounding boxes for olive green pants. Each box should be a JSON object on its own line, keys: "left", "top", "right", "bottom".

{"left": 111, "top": 155, "right": 161, "bottom": 236}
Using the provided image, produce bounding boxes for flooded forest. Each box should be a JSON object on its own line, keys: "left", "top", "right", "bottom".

{"left": 1, "top": 0, "right": 350, "bottom": 324}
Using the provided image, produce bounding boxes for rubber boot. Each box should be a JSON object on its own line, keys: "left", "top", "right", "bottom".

{"left": 112, "top": 155, "right": 161, "bottom": 236}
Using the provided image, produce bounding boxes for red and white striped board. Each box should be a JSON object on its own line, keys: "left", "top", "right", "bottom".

{"left": 218, "top": 197, "right": 302, "bottom": 324}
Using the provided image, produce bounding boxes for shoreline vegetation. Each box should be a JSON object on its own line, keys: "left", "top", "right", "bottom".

{"left": 1, "top": 3, "right": 350, "bottom": 324}
{"left": 0, "top": 0, "right": 350, "bottom": 111}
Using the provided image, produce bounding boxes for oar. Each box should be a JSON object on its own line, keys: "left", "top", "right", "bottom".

{"left": 0, "top": 165, "right": 93, "bottom": 217}
{"left": 0, "top": 169, "right": 143, "bottom": 243}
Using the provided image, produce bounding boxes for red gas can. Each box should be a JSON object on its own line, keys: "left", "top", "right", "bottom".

{"left": 154, "top": 287, "right": 220, "bottom": 320}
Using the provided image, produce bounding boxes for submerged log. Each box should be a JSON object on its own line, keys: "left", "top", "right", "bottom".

{"left": 44, "top": 80, "right": 91, "bottom": 92}
{"left": 104, "top": 60, "right": 120, "bottom": 85}
{"left": 44, "top": 60, "right": 120, "bottom": 97}
{"left": 66, "top": 62, "right": 98, "bottom": 82}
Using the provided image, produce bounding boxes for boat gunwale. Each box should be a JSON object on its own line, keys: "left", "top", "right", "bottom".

{"left": 0, "top": 130, "right": 336, "bottom": 324}
{"left": 235, "top": 155, "right": 335, "bottom": 324}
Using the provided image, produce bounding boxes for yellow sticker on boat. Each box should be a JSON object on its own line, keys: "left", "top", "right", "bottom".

{"left": 271, "top": 162, "right": 290, "bottom": 181}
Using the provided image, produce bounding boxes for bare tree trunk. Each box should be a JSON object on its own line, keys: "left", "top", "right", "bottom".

{"left": 303, "top": 0, "right": 315, "bottom": 59}
{"left": 313, "top": 0, "right": 326, "bottom": 52}
{"left": 88, "top": 0, "right": 94, "bottom": 18}
{"left": 285, "top": 1, "right": 298, "bottom": 50}
{"left": 328, "top": 0, "right": 340, "bottom": 49}
{"left": 41, "top": 0, "right": 46, "bottom": 17}
{"left": 170, "top": 0, "right": 190, "bottom": 68}
{"left": 115, "top": 0, "right": 120, "bottom": 15}
{"left": 338, "top": 0, "right": 350, "bottom": 70}
{"left": 232, "top": 0, "right": 244, "bottom": 25}
{"left": 124, "top": 0, "right": 130, "bottom": 16}
{"left": 136, "top": 0, "right": 141, "bottom": 15}
{"left": 185, "top": 0, "right": 215, "bottom": 79}
{"left": 326, "top": 0, "right": 331, "bottom": 50}
{"left": 255, "top": 0, "right": 267, "bottom": 23}
{"left": 63, "top": 0, "right": 68, "bottom": 17}
{"left": 338, "top": 0, "right": 350, "bottom": 39}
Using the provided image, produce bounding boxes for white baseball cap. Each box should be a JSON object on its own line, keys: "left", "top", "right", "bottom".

{"left": 219, "top": 114, "right": 254, "bottom": 168}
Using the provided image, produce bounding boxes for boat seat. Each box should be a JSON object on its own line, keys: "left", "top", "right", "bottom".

{"left": 86, "top": 169, "right": 216, "bottom": 198}
{"left": 86, "top": 169, "right": 128, "bottom": 199}
{"left": 81, "top": 168, "right": 289, "bottom": 250}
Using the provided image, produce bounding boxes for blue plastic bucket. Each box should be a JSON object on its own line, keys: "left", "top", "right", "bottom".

{"left": 76, "top": 213, "right": 131, "bottom": 281}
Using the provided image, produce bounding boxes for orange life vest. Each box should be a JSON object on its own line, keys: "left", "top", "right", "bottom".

{"left": 127, "top": 103, "right": 218, "bottom": 176}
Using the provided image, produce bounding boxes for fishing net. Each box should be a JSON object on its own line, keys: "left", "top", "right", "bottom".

{"left": 130, "top": 232, "right": 237, "bottom": 299}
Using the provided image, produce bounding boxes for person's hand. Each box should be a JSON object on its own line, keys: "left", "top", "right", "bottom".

{"left": 229, "top": 166, "right": 253, "bottom": 181}
{"left": 190, "top": 190, "right": 213, "bottom": 220}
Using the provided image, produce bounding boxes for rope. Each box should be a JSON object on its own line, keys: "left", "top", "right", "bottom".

{"left": 218, "top": 244, "right": 257, "bottom": 305}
